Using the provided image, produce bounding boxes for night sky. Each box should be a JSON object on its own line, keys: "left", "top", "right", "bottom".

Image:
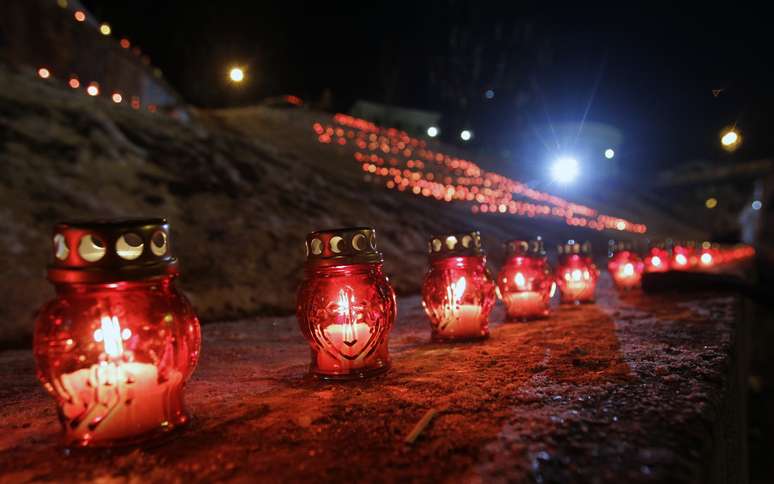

{"left": 81, "top": 1, "right": 774, "bottom": 177}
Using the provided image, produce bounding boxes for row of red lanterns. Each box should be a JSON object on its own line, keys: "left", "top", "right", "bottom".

{"left": 32, "top": 220, "right": 754, "bottom": 448}
{"left": 610, "top": 240, "right": 756, "bottom": 289}
{"left": 313, "top": 116, "right": 647, "bottom": 234}
{"left": 36, "top": 67, "right": 159, "bottom": 112}
{"left": 33, "top": 0, "right": 161, "bottom": 112}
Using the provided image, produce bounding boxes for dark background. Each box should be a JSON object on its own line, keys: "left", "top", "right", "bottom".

{"left": 80, "top": 1, "right": 774, "bottom": 175}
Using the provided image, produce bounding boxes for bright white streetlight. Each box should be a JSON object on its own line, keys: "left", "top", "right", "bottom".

{"left": 229, "top": 66, "right": 245, "bottom": 83}
{"left": 550, "top": 157, "right": 580, "bottom": 184}
{"left": 604, "top": 148, "right": 615, "bottom": 159}
{"left": 720, "top": 128, "right": 741, "bottom": 151}
{"left": 427, "top": 126, "right": 439, "bottom": 138}
{"left": 752, "top": 200, "right": 762, "bottom": 210}
{"left": 460, "top": 129, "right": 472, "bottom": 141}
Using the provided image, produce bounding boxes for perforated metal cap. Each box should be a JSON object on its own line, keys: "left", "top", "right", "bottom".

{"left": 304, "top": 227, "right": 383, "bottom": 267}
{"left": 427, "top": 230, "right": 485, "bottom": 260}
{"left": 557, "top": 240, "right": 592, "bottom": 258}
{"left": 48, "top": 218, "right": 178, "bottom": 284}
{"left": 608, "top": 239, "right": 634, "bottom": 255}
{"left": 506, "top": 238, "right": 545, "bottom": 257}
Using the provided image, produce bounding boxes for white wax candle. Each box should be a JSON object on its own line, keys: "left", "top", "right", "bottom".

{"left": 315, "top": 322, "right": 374, "bottom": 373}
{"left": 57, "top": 362, "right": 183, "bottom": 444}
{"left": 503, "top": 292, "right": 547, "bottom": 318}
{"left": 437, "top": 304, "right": 485, "bottom": 338}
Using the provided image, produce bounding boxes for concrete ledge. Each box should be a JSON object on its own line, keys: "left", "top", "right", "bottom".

{"left": 0, "top": 280, "right": 748, "bottom": 482}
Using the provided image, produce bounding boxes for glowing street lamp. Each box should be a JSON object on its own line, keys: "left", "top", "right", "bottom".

{"left": 229, "top": 66, "right": 245, "bottom": 83}
{"left": 604, "top": 148, "right": 615, "bottom": 159}
{"left": 720, "top": 128, "right": 740, "bottom": 151}
{"left": 550, "top": 157, "right": 580, "bottom": 184}
{"left": 99, "top": 23, "right": 112, "bottom": 36}
{"left": 460, "top": 129, "right": 473, "bottom": 142}
{"left": 427, "top": 126, "right": 439, "bottom": 138}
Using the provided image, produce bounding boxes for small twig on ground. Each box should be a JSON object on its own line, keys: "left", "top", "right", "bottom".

{"left": 404, "top": 406, "right": 447, "bottom": 445}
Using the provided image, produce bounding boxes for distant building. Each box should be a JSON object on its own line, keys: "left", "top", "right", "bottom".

{"left": 0, "top": 0, "right": 182, "bottom": 111}
{"left": 350, "top": 100, "right": 441, "bottom": 137}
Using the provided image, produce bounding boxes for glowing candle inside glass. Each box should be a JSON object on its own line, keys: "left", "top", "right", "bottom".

{"left": 608, "top": 246, "right": 644, "bottom": 290}
{"left": 556, "top": 241, "right": 598, "bottom": 304}
{"left": 58, "top": 316, "right": 184, "bottom": 444}
{"left": 497, "top": 239, "right": 554, "bottom": 320}
{"left": 422, "top": 232, "right": 496, "bottom": 341}
{"left": 34, "top": 219, "right": 201, "bottom": 447}
{"left": 297, "top": 227, "right": 395, "bottom": 380}
{"left": 645, "top": 246, "right": 669, "bottom": 273}
{"left": 671, "top": 242, "right": 696, "bottom": 270}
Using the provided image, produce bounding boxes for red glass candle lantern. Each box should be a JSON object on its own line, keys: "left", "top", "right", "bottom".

{"left": 422, "top": 231, "right": 496, "bottom": 341}
{"left": 497, "top": 239, "right": 555, "bottom": 321}
{"left": 644, "top": 242, "right": 669, "bottom": 273}
{"left": 671, "top": 240, "right": 696, "bottom": 270}
{"left": 698, "top": 241, "right": 718, "bottom": 268}
{"left": 556, "top": 241, "right": 598, "bottom": 304}
{"left": 297, "top": 227, "right": 395, "bottom": 380}
{"left": 607, "top": 240, "right": 645, "bottom": 290}
{"left": 33, "top": 219, "right": 201, "bottom": 447}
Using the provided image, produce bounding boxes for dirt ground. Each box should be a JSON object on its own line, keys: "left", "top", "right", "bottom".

{"left": 0, "top": 278, "right": 744, "bottom": 483}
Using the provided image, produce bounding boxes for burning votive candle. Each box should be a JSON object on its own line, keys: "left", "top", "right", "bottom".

{"left": 297, "top": 227, "right": 395, "bottom": 380}
{"left": 497, "top": 239, "right": 554, "bottom": 321}
{"left": 670, "top": 240, "right": 697, "bottom": 270}
{"left": 698, "top": 241, "right": 718, "bottom": 269}
{"left": 556, "top": 241, "right": 598, "bottom": 304}
{"left": 422, "top": 231, "right": 496, "bottom": 341}
{"left": 34, "top": 219, "right": 201, "bottom": 447}
{"left": 644, "top": 243, "right": 669, "bottom": 273}
{"left": 607, "top": 240, "right": 645, "bottom": 290}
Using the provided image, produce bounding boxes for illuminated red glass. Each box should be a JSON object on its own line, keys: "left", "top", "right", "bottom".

{"left": 671, "top": 243, "right": 696, "bottom": 270}
{"left": 608, "top": 250, "right": 645, "bottom": 290}
{"left": 422, "top": 232, "right": 496, "bottom": 340}
{"left": 497, "top": 240, "right": 554, "bottom": 320}
{"left": 556, "top": 242, "right": 598, "bottom": 304}
{"left": 297, "top": 228, "right": 395, "bottom": 380}
{"left": 697, "top": 243, "right": 719, "bottom": 269}
{"left": 33, "top": 219, "right": 201, "bottom": 447}
{"left": 644, "top": 246, "right": 669, "bottom": 273}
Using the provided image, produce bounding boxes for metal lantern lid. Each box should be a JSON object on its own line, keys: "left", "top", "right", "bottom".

{"left": 557, "top": 240, "right": 592, "bottom": 256}
{"left": 48, "top": 218, "right": 178, "bottom": 284}
{"left": 427, "top": 230, "right": 485, "bottom": 260}
{"left": 505, "top": 238, "right": 545, "bottom": 257}
{"left": 608, "top": 239, "right": 634, "bottom": 256}
{"left": 304, "top": 227, "right": 383, "bottom": 267}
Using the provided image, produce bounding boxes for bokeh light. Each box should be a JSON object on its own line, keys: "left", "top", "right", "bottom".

{"left": 229, "top": 67, "right": 245, "bottom": 83}
{"left": 550, "top": 157, "right": 580, "bottom": 184}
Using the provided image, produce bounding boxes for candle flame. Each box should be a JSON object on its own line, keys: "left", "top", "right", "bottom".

{"left": 571, "top": 269, "right": 582, "bottom": 282}
{"left": 93, "top": 316, "right": 131, "bottom": 358}
{"left": 514, "top": 272, "right": 526, "bottom": 290}
{"left": 335, "top": 289, "right": 358, "bottom": 346}
{"left": 452, "top": 277, "right": 467, "bottom": 302}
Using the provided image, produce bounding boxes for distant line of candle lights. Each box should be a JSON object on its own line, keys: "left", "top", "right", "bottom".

{"left": 313, "top": 114, "right": 648, "bottom": 233}
{"left": 34, "top": 0, "right": 164, "bottom": 113}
